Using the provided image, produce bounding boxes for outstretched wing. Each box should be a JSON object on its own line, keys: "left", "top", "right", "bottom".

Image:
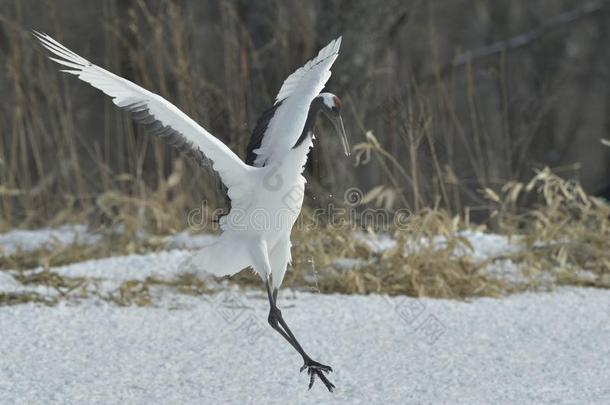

{"left": 33, "top": 31, "right": 254, "bottom": 205}
{"left": 247, "top": 37, "right": 342, "bottom": 167}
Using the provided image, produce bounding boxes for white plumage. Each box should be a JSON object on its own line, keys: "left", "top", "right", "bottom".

{"left": 35, "top": 31, "right": 340, "bottom": 287}
{"left": 252, "top": 37, "right": 341, "bottom": 166}
{"left": 35, "top": 31, "right": 344, "bottom": 391}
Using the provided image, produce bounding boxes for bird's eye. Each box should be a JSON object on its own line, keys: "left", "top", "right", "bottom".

{"left": 331, "top": 106, "right": 339, "bottom": 114}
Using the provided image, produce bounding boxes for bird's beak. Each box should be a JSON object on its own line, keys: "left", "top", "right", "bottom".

{"left": 333, "top": 115, "right": 350, "bottom": 156}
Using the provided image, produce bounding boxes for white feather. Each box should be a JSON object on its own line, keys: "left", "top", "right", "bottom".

{"left": 35, "top": 31, "right": 342, "bottom": 291}
{"left": 252, "top": 37, "right": 342, "bottom": 166}
{"left": 33, "top": 31, "right": 255, "bottom": 203}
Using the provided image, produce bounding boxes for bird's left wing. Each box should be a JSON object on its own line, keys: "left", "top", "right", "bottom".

{"left": 247, "top": 37, "right": 342, "bottom": 167}
{"left": 33, "top": 31, "right": 253, "bottom": 202}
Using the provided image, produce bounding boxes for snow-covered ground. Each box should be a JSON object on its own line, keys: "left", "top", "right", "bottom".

{"left": 0, "top": 225, "right": 533, "bottom": 296}
{"left": 1, "top": 227, "right": 609, "bottom": 404}
{"left": 0, "top": 225, "right": 216, "bottom": 256}
{"left": 1, "top": 289, "right": 609, "bottom": 404}
{"left": 0, "top": 225, "right": 101, "bottom": 256}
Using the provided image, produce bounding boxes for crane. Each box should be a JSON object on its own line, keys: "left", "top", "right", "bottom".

{"left": 34, "top": 31, "right": 348, "bottom": 392}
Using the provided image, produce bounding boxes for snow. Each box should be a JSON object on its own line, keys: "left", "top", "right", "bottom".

{"left": 0, "top": 224, "right": 522, "bottom": 273}
{"left": 0, "top": 289, "right": 609, "bottom": 404}
{"left": 0, "top": 225, "right": 101, "bottom": 256}
{"left": 0, "top": 226, "right": 574, "bottom": 297}
{"left": 447, "top": 230, "right": 522, "bottom": 260}
{"left": 349, "top": 230, "right": 528, "bottom": 284}
{"left": 353, "top": 229, "right": 521, "bottom": 260}
{"left": 0, "top": 272, "right": 23, "bottom": 293}
{"left": 1, "top": 227, "right": 608, "bottom": 403}
{"left": 354, "top": 231, "right": 397, "bottom": 253}
{"left": 0, "top": 225, "right": 218, "bottom": 256}
{"left": 0, "top": 250, "right": 218, "bottom": 300}
{"left": 48, "top": 250, "right": 193, "bottom": 283}
{"left": 0, "top": 228, "right": 524, "bottom": 294}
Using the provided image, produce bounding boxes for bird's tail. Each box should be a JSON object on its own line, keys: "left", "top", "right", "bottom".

{"left": 184, "top": 233, "right": 252, "bottom": 278}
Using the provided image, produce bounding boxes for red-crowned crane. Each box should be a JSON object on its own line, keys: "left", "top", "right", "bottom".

{"left": 35, "top": 31, "right": 348, "bottom": 392}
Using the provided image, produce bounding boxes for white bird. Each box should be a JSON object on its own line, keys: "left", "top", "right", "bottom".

{"left": 34, "top": 31, "right": 348, "bottom": 392}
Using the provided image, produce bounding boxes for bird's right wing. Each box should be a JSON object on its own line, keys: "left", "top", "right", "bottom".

{"left": 34, "top": 31, "right": 254, "bottom": 204}
{"left": 247, "top": 37, "right": 342, "bottom": 167}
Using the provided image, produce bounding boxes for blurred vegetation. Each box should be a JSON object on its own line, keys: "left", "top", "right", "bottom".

{"left": 2, "top": 167, "right": 609, "bottom": 305}
{"left": 0, "top": 0, "right": 608, "bottom": 232}
{"left": 0, "top": 0, "right": 609, "bottom": 304}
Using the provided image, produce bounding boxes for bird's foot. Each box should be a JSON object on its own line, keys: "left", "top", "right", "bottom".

{"left": 300, "top": 358, "right": 335, "bottom": 392}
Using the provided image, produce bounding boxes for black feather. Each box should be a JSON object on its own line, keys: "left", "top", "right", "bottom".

{"left": 126, "top": 103, "right": 213, "bottom": 170}
{"left": 245, "top": 100, "right": 283, "bottom": 166}
{"left": 293, "top": 96, "right": 325, "bottom": 149}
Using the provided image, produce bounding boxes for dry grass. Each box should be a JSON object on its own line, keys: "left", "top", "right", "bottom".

{"left": 2, "top": 168, "right": 609, "bottom": 307}
{"left": 485, "top": 168, "right": 610, "bottom": 288}
{"left": 2, "top": 1, "right": 608, "bottom": 231}
{"left": 1, "top": 2, "right": 609, "bottom": 305}
{"left": 282, "top": 208, "right": 505, "bottom": 298}
{"left": 284, "top": 168, "right": 610, "bottom": 298}
{"left": 0, "top": 292, "right": 56, "bottom": 306}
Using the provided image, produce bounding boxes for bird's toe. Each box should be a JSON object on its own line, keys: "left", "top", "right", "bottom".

{"left": 302, "top": 359, "right": 332, "bottom": 373}
{"left": 301, "top": 359, "right": 335, "bottom": 392}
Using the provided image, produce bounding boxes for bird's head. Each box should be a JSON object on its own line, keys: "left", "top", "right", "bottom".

{"left": 318, "top": 92, "right": 350, "bottom": 156}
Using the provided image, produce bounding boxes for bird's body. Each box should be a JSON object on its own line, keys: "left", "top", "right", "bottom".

{"left": 35, "top": 31, "right": 347, "bottom": 392}
{"left": 198, "top": 136, "right": 311, "bottom": 289}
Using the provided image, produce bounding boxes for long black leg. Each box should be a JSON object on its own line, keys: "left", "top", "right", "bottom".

{"left": 265, "top": 279, "right": 335, "bottom": 392}
{"left": 265, "top": 280, "right": 302, "bottom": 353}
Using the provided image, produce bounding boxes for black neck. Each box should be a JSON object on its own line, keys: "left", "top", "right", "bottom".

{"left": 293, "top": 96, "right": 325, "bottom": 149}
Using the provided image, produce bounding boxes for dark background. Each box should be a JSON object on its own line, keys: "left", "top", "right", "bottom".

{"left": 0, "top": 0, "right": 608, "bottom": 229}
